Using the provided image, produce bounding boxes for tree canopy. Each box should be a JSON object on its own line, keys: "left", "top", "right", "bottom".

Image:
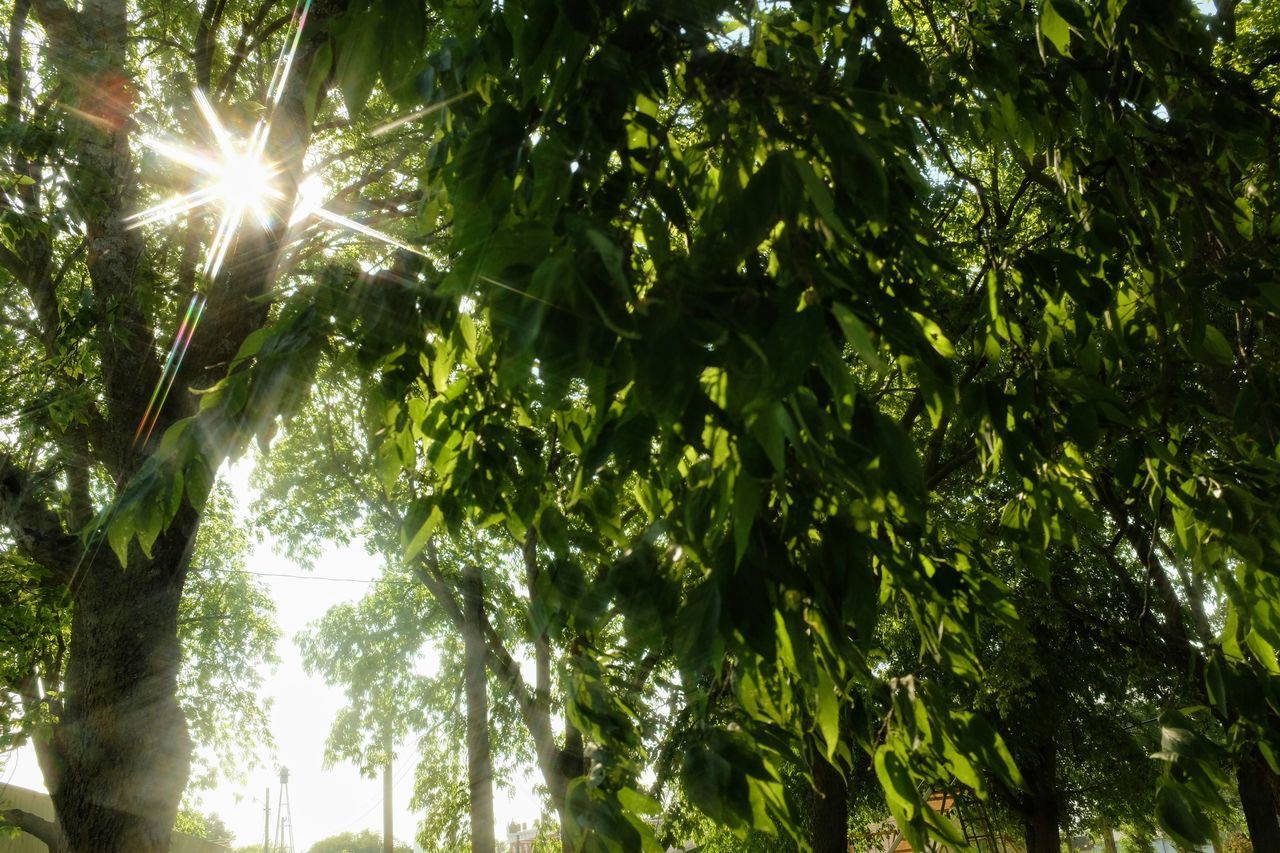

{"left": 3, "top": 0, "right": 1280, "bottom": 851}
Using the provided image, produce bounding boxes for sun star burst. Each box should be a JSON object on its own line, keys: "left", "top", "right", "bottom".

{"left": 128, "top": 0, "right": 425, "bottom": 446}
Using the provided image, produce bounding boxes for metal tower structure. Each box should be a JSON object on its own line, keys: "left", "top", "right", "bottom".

{"left": 272, "top": 766, "right": 295, "bottom": 853}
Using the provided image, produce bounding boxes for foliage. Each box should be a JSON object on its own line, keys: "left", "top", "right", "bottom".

{"left": 0, "top": 484, "right": 277, "bottom": 788}
{"left": 7, "top": 0, "right": 1280, "bottom": 849}
{"left": 173, "top": 807, "right": 235, "bottom": 845}
{"left": 180, "top": 487, "right": 280, "bottom": 790}
{"left": 304, "top": 829, "right": 412, "bottom": 853}
{"left": 218, "top": 0, "right": 1280, "bottom": 848}
{"left": 316, "top": 0, "right": 1280, "bottom": 847}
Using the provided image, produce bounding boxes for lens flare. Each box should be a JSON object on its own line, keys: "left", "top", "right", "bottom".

{"left": 128, "top": 0, "right": 427, "bottom": 448}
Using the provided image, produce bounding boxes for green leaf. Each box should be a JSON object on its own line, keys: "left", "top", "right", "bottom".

{"left": 832, "top": 302, "right": 886, "bottom": 373}
{"left": 732, "top": 473, "right": 761, "bottom": 567}
{"left": 788, "top": 156, "right": 854, "bottom": 243}
{"left": 675, "top": 581, "right": 723, "bottom": 677}
{"left": 748, "top": 403, "right": 787, "bottom": 473}
{"left": 303, "top": 40, "right": 333, "bottom": 126}
{"left": 874, "top": 745, "right": 919, "bottom": 821}
{"left": 815, "top": 666, "right": 840, "bottom": 761}
{"left": 1039, "top": 0, "right": 1072, "bottom": 58}
{"left": 617, "top": 786, "right": 661, "bottom": 817}
{"left": 402, "top": 503, "right": 443, "bottom": 563}
{"left": 1202, "top": 324, "right": 1235, "bottom": 365}
{"left": 681, "top": 739, "right": 749, "bottom": 833}
{"left": 1156, "top": 783, "right": 1215, "bottom": 849}
{"left": 334, "top": 11, "right": 381, "bottom": 118}
{"left": 106, "top": 508, "right": 133, "bottom": 568}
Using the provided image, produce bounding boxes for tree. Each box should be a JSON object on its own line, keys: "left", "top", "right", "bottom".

{"left": 331, "top": 0, "right": 1280, "bottom": 849}
{"left": 0, "top": 485, "right": 277, "bottom": 842}
{"left": 262, "top": 362, "right": 643, "bottom": 848}
{"left": 0, "top": 0, "right": 432, "bottom": 845}
{"left": 173, "top": 808, "right": 234, "bottom": 846}
{"left": 304, "top": 830, "right": 411, "bottom": 853}
{"left": 67, "top": 0, "right": 1280, "bottom": 851}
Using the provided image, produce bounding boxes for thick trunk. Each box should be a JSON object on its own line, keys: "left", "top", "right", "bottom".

{"left": 462, "top": 565, "right": 496, "bottom": 853}
{"left": 809, "top": 748, "right": 848, "bottom": 853}
{"left": 1020, "top": 737, "right": 1060, "bottom": 853}
{"left": 50, "top": 514, "right": 198, "bottom": 853}
{"left": 1238, "top": 750, "right": 1280, "bottom": 851}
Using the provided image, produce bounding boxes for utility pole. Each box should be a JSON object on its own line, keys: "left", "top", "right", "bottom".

{"left": 262, "top": 787, "right": 271, "bottom": 853}
{"left": 383, "top": 719, "right": 393, "bottom": 853}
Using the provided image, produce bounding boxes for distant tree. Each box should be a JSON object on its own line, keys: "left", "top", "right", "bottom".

{"left": 305, "top": 829, "right": 411, "bottom": 853}
{"left": 173, "top": 808, "right": 234, "bottom": 846}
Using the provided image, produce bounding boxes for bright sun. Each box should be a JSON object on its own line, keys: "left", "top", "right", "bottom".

{"left": 213, "top": 149, "right": 276, "bottom": 226}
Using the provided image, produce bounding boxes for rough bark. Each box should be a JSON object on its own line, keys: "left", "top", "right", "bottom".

{"left": 809, "top": 748, "right": 849, "bottom": 853}
{"left": 1238, "top": 750, "right": 1280, "bottom": 852}
{"left": 49, "top": 509, "right": 198, "bottom": 853}
{"left": 462, "top": 564, "right": 496, "bottom": 853}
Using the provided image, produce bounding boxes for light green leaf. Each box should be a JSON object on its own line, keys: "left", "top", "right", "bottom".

{"left": 832, "top": 303, "right": 886, "bottom": 373}
{"left": 874, "top": 745, "right": 919, "bottom": 820}
{"left": 403, "top": 504, "right": 443, "bottom": 563}
{"left": 1040, "top": 0, "right": 1072, "bottom": 58}
{"left": 815, "top": 667, "right": 840, "bottom": 761}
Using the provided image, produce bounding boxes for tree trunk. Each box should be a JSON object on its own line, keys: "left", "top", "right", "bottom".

{"left": 1020, "top": 737, "right": 1061, "bottom": 853}
{"left": 1238, "top": 750, "right": 1280, "bottom": 851}
{"left": 50, "top": 515, "right": 198, "bottom": 853}
{"left": 462, "top": 565, "right": 496, "bottom": 853}
{"left": 810, "top": 748, "right": 849, "bottom": 853}
{"left": 557, "top": 686, "right": 587, "bottom": 851}
{"left": 1100, "top": 818, "right": 1117, "bottom": 853}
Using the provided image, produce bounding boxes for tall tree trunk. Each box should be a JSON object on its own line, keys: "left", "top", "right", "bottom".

{"left": 1020, "top": 737, "right": 1061, "bottom": 853}
{"left": 810, "top": 747, "right": 849, "bottom": 853}
{"left": 462, "top": 565, "right": 496, "bottom": 853}
{"left": 50, "top": 514, "right": 198, "bottom": 853}
{"left": 1238, "top": 750, "right": 1280, "bottom": 851}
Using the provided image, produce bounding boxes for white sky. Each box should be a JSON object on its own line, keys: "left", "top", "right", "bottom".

{"left": 3, "top": 457, "right": 542, "bottom": 852}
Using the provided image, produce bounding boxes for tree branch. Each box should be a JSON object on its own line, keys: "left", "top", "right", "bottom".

{"left": 0, "top": 452, "right": 80, "bottom": 582}
{"left": 27, "top": 0, "right": 74, "bottom": 43}
{"left": 0, "top": 808, "right": 65, "bottom": 850}
{"left": 218, "top": 9, "right": 294, "bottom": 101}
{"left": 194, "top": 0, "right": 227, "bottom": 90}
